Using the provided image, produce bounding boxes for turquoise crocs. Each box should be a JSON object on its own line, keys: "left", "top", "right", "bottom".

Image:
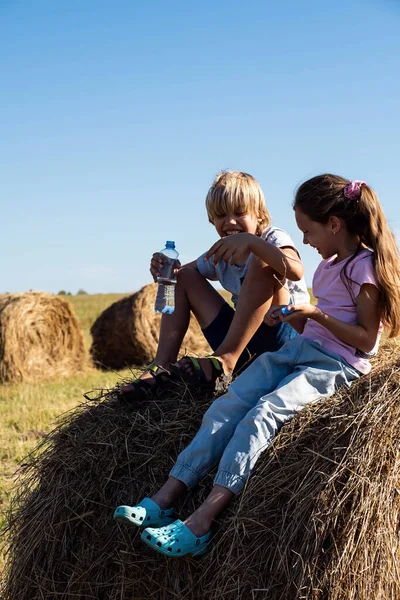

{"left": 141, "top": 519, "right": 211, "bottom": 557}
{"left": 113, "top": 497, "right": 175, "bottom": 528}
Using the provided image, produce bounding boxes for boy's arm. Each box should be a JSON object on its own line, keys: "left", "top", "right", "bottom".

{"left": 205, "top": 233, "right": 304, "bottom": 282}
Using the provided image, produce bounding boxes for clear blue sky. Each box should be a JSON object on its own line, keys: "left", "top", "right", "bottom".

{"left": 1, "top": 0, "right": 399, "bottom": 294}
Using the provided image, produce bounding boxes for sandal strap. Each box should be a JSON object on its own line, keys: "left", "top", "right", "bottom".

{"left": 145, "top": 363, "right": 171, "bottom": 380}
{"left": 204, "top": 355, "right": 223, "bottom": 376}
{"left": 169, "top": 355, "right": 223, "bottom": 387}
{"left": 188, "top": 355, "right": 223, "bottom": 377}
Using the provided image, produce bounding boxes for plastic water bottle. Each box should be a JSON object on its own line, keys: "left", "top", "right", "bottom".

{"left": 154, "top": 241, "right": 179, "bottom": 314}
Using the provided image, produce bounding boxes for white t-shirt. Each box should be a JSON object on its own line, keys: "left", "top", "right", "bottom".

{"left": 196, "top": 226, "right": 310, "bottom": 309}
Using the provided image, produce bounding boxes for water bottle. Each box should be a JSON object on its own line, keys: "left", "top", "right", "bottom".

{"left": 154, "top": 241, "right": 179, "bottom": 314}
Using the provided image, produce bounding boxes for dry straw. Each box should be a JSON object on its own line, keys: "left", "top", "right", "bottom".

{"left": 0, "top": 292, "right": 87, "bottom": 383}
{"left": 90, "top": 283, "right": 211, "bottom": 369}
{"left": 1, "top": 341, "right": 400, "bottom": 599}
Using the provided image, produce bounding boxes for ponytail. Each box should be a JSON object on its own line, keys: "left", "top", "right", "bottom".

{"left": 358, "top": 185, "right": 400, "bottom": 337}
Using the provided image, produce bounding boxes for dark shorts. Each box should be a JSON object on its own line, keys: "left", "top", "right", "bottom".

{"left": 202, "top": 302, "right": 298, "bottom": 374}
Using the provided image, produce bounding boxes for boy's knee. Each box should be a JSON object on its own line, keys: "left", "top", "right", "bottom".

{"left": 176, "top": 265, "right": 202, "bottom": 286}
{"left": 246, "top": 256, "right": 275, "bottom": 283}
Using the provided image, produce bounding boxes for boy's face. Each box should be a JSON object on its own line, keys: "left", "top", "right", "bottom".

{"left": 213, "top": 210, "right": 259, "bottom": 239}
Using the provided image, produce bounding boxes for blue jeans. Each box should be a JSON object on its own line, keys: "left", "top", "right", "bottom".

{"left": 170, "top": 337, "right": 360, "bottom": 494}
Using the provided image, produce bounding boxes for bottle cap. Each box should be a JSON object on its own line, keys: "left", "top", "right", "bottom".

{"left": 165, "top": 241, "right": 175, "bottom": 248}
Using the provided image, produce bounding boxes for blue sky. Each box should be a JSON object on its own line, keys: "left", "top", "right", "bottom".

{"left": 1, "top": 0, "right": 399, "bottom": 294}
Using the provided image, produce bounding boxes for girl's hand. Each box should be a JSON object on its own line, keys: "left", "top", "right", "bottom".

{"left": 150, "top": 253, "right": 181, "bottom": 282}
{"left": 205, "top": 233, "right": 254, "bottom": 266}
{"left": 266, "top": 303, "right": 318, "bottom": 334}
{"left": 280, "top": 303, "right": 320, "bottom": 320}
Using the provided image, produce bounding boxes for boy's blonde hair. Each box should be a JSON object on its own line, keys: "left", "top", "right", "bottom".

{"left": 205, "top": 171, "right": 270, "bottom": 236}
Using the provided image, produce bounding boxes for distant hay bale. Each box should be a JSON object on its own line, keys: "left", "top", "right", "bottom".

{"left": 90, "top": 283, "right": 211, "bottom": 369}
{"left": 1, "top": 342, "right": 400, "bottom": 600}
{"left": 0, "top": 292, "right": 87, "bottom": 383}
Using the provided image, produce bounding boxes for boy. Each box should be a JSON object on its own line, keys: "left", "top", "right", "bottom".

{"left": 121, "top": 171, "right": 309, "bottom": 398}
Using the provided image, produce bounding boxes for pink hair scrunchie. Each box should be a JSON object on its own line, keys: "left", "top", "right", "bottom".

{"left": 343, "top": 180, "right": 366, "bottom": 200}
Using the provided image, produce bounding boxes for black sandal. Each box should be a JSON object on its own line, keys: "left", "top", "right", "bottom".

{"left": 118, "top": 363, "right": 172, "bottom": 402}
{"left": 169, "top": 356, "right": 232, "bottom": 393}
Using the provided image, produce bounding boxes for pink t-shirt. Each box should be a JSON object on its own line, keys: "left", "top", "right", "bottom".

{"left": 302, "top": 249, "right": 381, "bottom": 374}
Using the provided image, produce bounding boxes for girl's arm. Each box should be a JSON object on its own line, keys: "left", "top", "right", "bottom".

{"left": 284, "top": 283, "right": 381, "bottom": 353}
{"left": 205, "top": 233, "right": 304, "bottom": 281}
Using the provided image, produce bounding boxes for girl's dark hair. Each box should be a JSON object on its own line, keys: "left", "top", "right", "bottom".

{"left": 294, "top": 174, "right": 400, "bottom": 337}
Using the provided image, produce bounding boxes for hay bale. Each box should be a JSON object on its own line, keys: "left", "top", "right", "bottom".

{"left": 2, "top": 342, "right": 400, "bottom": 600}
{"left": 90, "top": 283, "right": 211, "bottom": 369}
{"left": 0, "top": 292, "right": 87, "bottom": 383}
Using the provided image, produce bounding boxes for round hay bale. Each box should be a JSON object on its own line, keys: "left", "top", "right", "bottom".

{"left": 90, "top": 283, "right": 211, "bottom": 370}
{"left": 0, "top": 292, "right": 87, "bottom": 383}
{"left": 2, "top": 342, "right": 400, "bottom": 600}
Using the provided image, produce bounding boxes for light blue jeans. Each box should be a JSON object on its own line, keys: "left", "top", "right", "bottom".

{"left": 170, "top": 337, "right": 360, "bottom": 494}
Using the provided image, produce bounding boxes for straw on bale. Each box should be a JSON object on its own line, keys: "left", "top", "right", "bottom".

{"left": 0, "top": 292, "right": 87, "bottom": 383}
{"left": 1, "top": 341, "right": 400, "bottom": 600}
{"left": 90, "top": 283, "right": 211, "bottom": 369}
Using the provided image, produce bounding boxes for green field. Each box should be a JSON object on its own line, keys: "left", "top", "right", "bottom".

{"left": 0, "top": 294, "right": 132, "bottom": 547}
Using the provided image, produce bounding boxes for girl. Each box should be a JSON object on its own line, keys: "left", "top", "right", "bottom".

{"left": 121, "top": 171, "right": 308, "bottom": 399}
{"left": 114, "top": 174, "right": 400, "bottom": 557}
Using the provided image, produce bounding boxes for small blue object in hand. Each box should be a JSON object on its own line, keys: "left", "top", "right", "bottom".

{"left": 281, "top": 306, "right": 291, "bottom": 316}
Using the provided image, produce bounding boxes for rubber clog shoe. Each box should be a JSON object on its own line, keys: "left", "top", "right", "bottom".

{"left": 113, "top": 498, "right": 175, "bottom": 528}
{"left": 141, "top": 519, "right": 211, "bottom": 557}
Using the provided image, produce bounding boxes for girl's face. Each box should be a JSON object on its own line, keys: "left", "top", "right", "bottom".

{"left": 294, "top": 206, "right": 338, "bottom": 259}
{"left": 213, "top": 209, "right": 259, "bottom": 238}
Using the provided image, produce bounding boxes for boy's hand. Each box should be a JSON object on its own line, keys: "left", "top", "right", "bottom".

{"left": 265, "top": 305, "right": 286, "bottom": 326}
{"left": 205, "top": 233, "right": 254, "bottom": 266}
{"left": 150, "top": 253, "right": 181, "bottom": 282}
{"left": 150, "top": 253, "right": 164, "bottom": 281}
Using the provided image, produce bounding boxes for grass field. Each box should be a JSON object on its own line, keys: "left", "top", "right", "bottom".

{"left": 0, "top": 294, "right": 132, "bottom": 544}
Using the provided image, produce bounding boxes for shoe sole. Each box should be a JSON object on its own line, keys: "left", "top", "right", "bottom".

{"left": 141, "top": 530, "right": 208, "bottom": 557}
